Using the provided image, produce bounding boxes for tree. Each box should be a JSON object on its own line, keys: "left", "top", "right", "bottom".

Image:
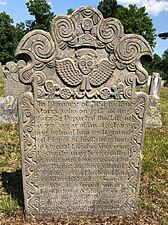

{"left": 0, "top": 12, "right": 26, "bottom": 64}
{"left": 26, "top": 0, "right": 55, "bottom": 31}
{"left": 158, "top": 32, "right": 168, "bottom": 40}
{"left": 143, "top": 54, "right": 162, "bottom": 75}
{"left": 98, "top": 0, "right": 120, "bottom": 18}
{"left": 143, "top": 51, "right": 168, "bottom": 81}
{"left": 98, "top": 1, "right": 156, "bottom": 48}
{"left": 67, "top": 8, "right": 74, "bottom": 15}
{"left": 160, "top": 49, "right": 168, "bottom": 80}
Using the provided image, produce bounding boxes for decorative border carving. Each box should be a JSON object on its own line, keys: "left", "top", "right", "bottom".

{"left": 125, "top": 93, "right": 148, "bottom": 213}
{"left": 19, "top": 92, "right": 39, "bottom": 217}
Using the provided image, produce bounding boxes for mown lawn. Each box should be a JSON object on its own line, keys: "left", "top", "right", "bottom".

{"left": 0, "top": 88, "right": 167, "bottom": 225}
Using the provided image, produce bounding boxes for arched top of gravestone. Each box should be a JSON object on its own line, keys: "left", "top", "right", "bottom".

{"left": 15, "top": 6, "right": 153, "bottom": 100}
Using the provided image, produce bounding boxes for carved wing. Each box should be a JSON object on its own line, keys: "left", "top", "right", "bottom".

{"left": 56, "top": 59, "right": 83, "bottom": 86}
{"left": 89, "top": 60, "right": 115, "bottom": 86}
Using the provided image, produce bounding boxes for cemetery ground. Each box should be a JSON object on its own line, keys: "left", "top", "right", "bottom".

{"left": 0, "top": 88, "right": 167, "bottom": 225}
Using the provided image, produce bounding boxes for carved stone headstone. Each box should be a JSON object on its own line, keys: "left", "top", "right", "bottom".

{"left": 146, "top": 96, "right": 162, "bottom": 128}
{"left": 0, "top": 96, "right": 18, "bottom": 123}
{"left": 149, "top": 72, "right": 162, "bottom": 99}
{"left": 147, "top": 75, "right": 151, "bottom": 87}
{"left": 0, "top": 61, "right": 31, "bottom": 124}
{"left": 0, "top": 62, "right": 3, "bottom": 76}
{"left": 146, "top": 73, "right": 162, "bottom": 128}
{"left": 3, "top": 60, "right": 31, "bottom": 98}
{"left": 15, "top": 7, "right": 152, "bottom": 218}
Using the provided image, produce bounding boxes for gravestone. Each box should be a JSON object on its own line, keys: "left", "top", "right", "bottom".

{"left": 15, "top": 7, "right": 152, "bottom": 218}
{"left": 0, "top": 96, "right": 18, "bottom": 123}
{"left": 149, "top": 72, "right": 162, "bottom": 99}
{"left": 3, "top": 60, "right": 31, "bottom": 98}
{"left": 0, "top": 62, "right": 3, "bottom": 76}
{"left": 0, "top": 61, "right": 31, "bottom": 124}
{"left": 147, "top": 75, "right": 151, "bottom": 87}
{"left": 146, "top": 72, "right": 162, "bottom": 128}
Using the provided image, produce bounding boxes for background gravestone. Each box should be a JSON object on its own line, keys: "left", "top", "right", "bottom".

{"left": 149, "top": 72, "right": 162, "bottom": 99}
{"left": 0, "top": 95, "right": 18, "bottom": 123}
{"left": 3, "top": 60, "right": 31, "bottom": 98}
{"left": 0, "top": 61, "right": 31, "bottom": 124}
{"left": 15, "top": 7, "right": 152, "bottom": 218}
{"left": 146, "top": 72, "right": 162, "bottom": 128}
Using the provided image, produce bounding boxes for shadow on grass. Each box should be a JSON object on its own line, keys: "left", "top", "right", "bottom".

{"left": 1, "top": 169, "right": 24, "bottom": 208}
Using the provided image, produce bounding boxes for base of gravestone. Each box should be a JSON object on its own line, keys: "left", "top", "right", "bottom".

{"left": 146, "top": 96, "right": 162, "bottom": 128}
{"left": 0, "top": 96, "right": 18, "bottom": 124}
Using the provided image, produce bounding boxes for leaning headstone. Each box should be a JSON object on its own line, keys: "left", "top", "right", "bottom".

{"left": 15, "top": 7, "right": 152, "bottom": 218}
{"left": 146, "top": 72, "right": 162, "bottom": 128}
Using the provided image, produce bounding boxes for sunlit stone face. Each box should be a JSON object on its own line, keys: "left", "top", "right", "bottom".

{"left": 78, "top": 55, "right": 95, "bottom": 75}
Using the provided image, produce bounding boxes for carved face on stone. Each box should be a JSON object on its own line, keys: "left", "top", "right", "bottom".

{"left": 78, "top": 55, "right": 95, "bottom": 75}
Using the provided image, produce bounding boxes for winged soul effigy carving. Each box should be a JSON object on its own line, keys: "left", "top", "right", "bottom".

{"left": 15, "top": 7, "right": 152, "bottom": 218}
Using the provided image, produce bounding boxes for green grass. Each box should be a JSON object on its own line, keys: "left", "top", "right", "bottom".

{"left": 160, "top": 87, "right": 168, "bottom": 126}
{"left": 0, "top": 88, "right": 167, "bottom": 224}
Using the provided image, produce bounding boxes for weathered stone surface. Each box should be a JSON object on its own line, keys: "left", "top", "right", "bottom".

{"left": 0, "top": 96, "right": 18, "bottom": 123}
{"left": 146, "top": 72, "right": 162, "bottom": 128}
{"left": 149, "top": 72, "right": 162, "bottom": 99}
{"left": 15, "top": 7, "right": 152, "bottom": 218}
{"left": 147, "top": 75, "right": 151, "bottom": 87}
{"left": 0, "top": 61, "right": 31, "bottom": 124}
{"left": 0, "top": 62, "right": 3, "bottom": 76}
{"left": 146, "top": 96, "right": 162, "bottom": 128}
{"left": 3, "top": 60, "right": 31, "bottom": 98}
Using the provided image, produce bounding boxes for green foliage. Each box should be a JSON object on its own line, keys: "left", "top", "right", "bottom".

{"left": 160, "top": 88, "right": 168, "bottom": 125}
{"left": 0, "top": 198, "right": 21, "bottom": 215}
{"left": 158, "top": 32, "right": 168, "bottom": 40}
{"left": 26, "top": 0, "right": 55, "bottom": 31}
{"left": 98, "top": 0, "right": 120, "bottom": 18}
{"left": 67, "top": 8, "right": 74, "bottom": 15}
{"left": 98, "top": 1, "right": 156, "bottom": 48}
{"left": 143, "top": 53, "right": 162, "bottom": 75}
{"left": 144, "top": 49, "right": 168, "bottom": 81}
{"left": 0, "top": 12, "right": 26, "bottom": 64}
{"left": 160, "top": 49, "right": 168, "bottom": 80}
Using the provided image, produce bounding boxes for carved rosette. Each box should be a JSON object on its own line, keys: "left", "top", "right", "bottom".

{"left": 19, "top": 92, "right": 38, "bottom": 217}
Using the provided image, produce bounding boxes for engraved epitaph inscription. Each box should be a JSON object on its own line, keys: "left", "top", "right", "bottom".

{"left": 16, "top": 6, "right": 152, "bottom": 218}
{"left": 35, "top": 100, "right": 132, "bottom": 216}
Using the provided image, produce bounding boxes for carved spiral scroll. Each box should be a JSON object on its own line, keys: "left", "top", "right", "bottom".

{"left": 114, "top": 34, "right": 152, "bottom": 64}
{"left": 15, "top": 30, "right": 56, "bottom": 63}
{"left": 97, "top": 18, "right": 124, "bottom": 44}
{"left": 31, "top": 34, "right": 55, "bottom": 62}
{"left": 51, "top": 16, "right": 76, "bottom": 47}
